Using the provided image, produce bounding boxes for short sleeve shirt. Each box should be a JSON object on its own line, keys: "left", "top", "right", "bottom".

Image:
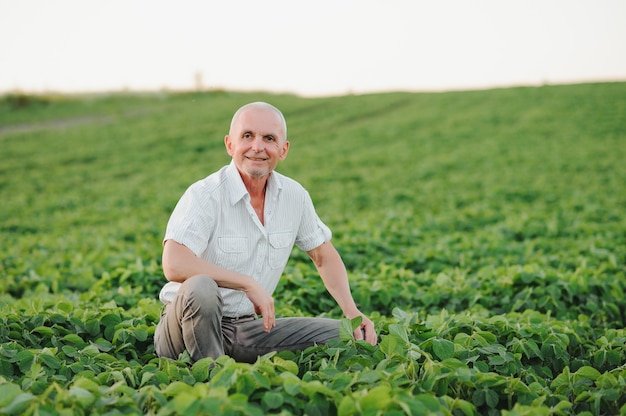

{"left": 159, "top": 161, "right": 332, "bottom": 317}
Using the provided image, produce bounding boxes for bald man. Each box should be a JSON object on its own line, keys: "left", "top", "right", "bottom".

{"left": 154, "top": 102, "right": 376, "bottom": 363}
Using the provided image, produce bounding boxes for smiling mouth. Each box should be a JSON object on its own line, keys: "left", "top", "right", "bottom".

{"left": 246, "top": 156, "right": 268, "bottom": 161}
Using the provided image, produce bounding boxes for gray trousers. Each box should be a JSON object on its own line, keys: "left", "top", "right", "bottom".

{"left": 154, "top": 275, "right": 340, "bottom": 363}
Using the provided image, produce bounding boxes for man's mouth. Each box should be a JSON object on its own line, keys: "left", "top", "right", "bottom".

{"left": 247, "top": 156, "right": 268, "bottom": 161}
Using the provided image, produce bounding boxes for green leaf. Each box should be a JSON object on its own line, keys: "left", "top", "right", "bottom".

{"left": 191, "top": 357, "right": 214, "bottom": 382}
{"left": 39, "top": 353, "right": 61, "bottom": 369}
{"left": 14, "top": 350, "right": 34, "bottom": 372}
{"left": 261, "top": 392, "right": 284, "bottom": 410}
{"left": 524, "top": 339, "right": 544, "bottom": 360}
{"left": 56, "top": 301, "right": 74, "bottom": 314}
{"left": 31, "top": 326, "right": 54, "bottom": 336}
{"left": 134, "top": 328, "right": 148, "bottom": 342}
{"left": 168, "top": 391, "right": 197, "bottom": 413}
{"left": 280, "top": 373, "right": 301, "bottom": 396}
{"left": 272, "top": 356, "right": 298, "bottom": 375}
{"left": 339, "top": 318, "right": 355, "bottom": 342}
{"left": 337, "top": 395, "right": 358, "bottom": 416}
{"left": 0, "top": 345, "right": 19, "bottom": 359}
{"left": 357, "top": 369, "right": 381, "bottom": 384}
{"left": 85, "top": 319, "right": 101, "bottom": 336}
{"left": 69, "top": 386, "right": 96, "bottom": 408}
{"left": 140, "top": 371, "right": 155, "bottom": 387}
{"left": 101, "top": 313, "right": 122, "bottom": 327}
{"left": 379, "top": 334, "right": 405, "bottom": 357}
{"left": 162, "top": 381, "right": 193, "bottom": 397}
{"left": 359, "top": 385, "right": 391, "bottom": 410}
{"left": 93, "top": 338, "right": 113, "bottom": 352}
{"left": 388, "top": 324, "right": 409, "bottom": 343}
{"left": 485, "top": 389, "right": 499, "bottom": 408}
{"left": 414, "top": 393, "right": 442, "bottom": 412}
{"left": 552, "top": 400, "right": 573, "bottom": 413}
{"left": 61, "top": 345, "right": 78, "bottom": 357}
{"left": 0, "top": 392, "right": 35, "bottom": 415}
{"left": 62, "top": 334, "right": 86, "bottom": 347}
{"left": 453, "top": 399, "right": 476, "bottom": 416}
{"left": 330, "top": 373, "right": 354, "bottom": 391}
{"left": 252, "top": 370, "right": 272, "bottom": 390}
{"left": 432, "top": 338, "right": 455, "bottom": 360}
{"left": 574, "top": 366, "right": 601, "bottom": 381}
{"left": 391, "top": 307, "right": 411, "bottom": 322}
{"left": 301, "top": 380, "right": 338, "bottom": 399}
{"left": 472, "top": 389, "right": 485, "bottom": 407}
{"left": 210, "top": 366, "right": 238, "bottom": 389}
{"left": 235, "top": 374, "right": 257, "bottom": 396}
{"left": 0, "top": 383, "right": 22, "bottom": 407}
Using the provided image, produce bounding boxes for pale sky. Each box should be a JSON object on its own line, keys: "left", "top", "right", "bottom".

{"left": 1, "top": 0, "right": 625, "bottom": 97}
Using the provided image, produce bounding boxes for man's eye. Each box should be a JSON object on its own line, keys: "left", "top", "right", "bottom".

{"left": 265, "top": 136, "right": 275, "bottom": 142}
{"left": 243, "top": 133, "right": 252, "bottom": 139}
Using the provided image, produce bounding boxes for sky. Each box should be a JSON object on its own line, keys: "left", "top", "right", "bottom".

{"left": 1, "top": 0, "right": 625, "bottom": 97}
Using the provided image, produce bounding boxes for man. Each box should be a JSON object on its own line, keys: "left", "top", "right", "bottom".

{"left": 154, "top": 102, "right": 376, "bottom": 363}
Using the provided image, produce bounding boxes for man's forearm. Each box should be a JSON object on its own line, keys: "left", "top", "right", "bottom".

{"left": 162, "top": 240, "right": 253, "bottom": 291}
{"left": 309, "top": 242, "right": 361, "bottom": 318}
{"left": 162, "top": 239, "right": 276, "bottom": 331}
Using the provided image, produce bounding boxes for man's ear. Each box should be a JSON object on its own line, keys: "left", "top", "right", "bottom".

{"left": 279, "top": 140, "right": 290, "bottom": 160}
{"left": 224, "top": 135, "right": 234, "bottom": 156}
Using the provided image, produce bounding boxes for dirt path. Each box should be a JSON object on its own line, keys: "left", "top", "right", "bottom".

{"left": 0, "top": 114, "right": 115, "bottom": 137}
{"left": 0, "top": 109, "right": 152, "bottom": 137}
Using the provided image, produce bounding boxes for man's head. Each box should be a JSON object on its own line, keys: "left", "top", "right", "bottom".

{"left": 225, "top": 102, "right": 290, "bottom": 180}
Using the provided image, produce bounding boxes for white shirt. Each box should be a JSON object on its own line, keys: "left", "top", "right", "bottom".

{"left": 158, "top": 161, "right": 332, "bottom": 318}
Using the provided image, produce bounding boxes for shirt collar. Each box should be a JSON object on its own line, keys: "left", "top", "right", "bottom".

{"left": 225, "top": 160, "right": 283, "bottom": 205}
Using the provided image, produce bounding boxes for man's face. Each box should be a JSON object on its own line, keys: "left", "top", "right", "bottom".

{"left": 225, "top": 107, "right": 289, "bottom": 180}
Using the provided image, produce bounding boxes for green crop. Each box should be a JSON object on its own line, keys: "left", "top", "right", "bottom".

{"left": 1, "top": 83, "right": 625, "bottom": 415}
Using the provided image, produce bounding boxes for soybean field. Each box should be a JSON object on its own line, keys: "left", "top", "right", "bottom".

{"left": 1, "top": 83, "right": 625, "bottom": 415}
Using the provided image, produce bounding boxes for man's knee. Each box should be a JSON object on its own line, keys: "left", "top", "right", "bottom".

{"left": 178, "top": 275, "right": 222, "bottom": 315}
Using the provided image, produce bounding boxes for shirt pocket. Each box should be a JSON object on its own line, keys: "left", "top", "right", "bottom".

{"left": 217, "top": 237, "right": 248, "bottom": 270}
{"left": 218, "top": 237, "right": 247, "bottom": 253}
{"left": 268, "top": 232, "right": 294, "bottom": 269}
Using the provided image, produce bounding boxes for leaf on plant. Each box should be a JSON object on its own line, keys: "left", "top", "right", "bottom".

{"left": 432, "top": 339, "right": 455, "bottom": 360}
{"left": 272, "top": 356, "right": 298, "bottom": 375}
{"left": 388, "top": 324, "right": 409, "bottom": 343}
{"left": 414, "top": 393, "right": 441, "bottom": 412}
{"left": 574, "top": 366, "right": 601, "bottom": 381}
{"left": 359, "top": 385, "right": 391, "bottom": 410}
{"left": 261, "top": 392, "right": 284, "bottom": 410}
{"left": 63, "top": 334, "right": 86, "bottom": 347}
{"left": 39, "top": 353, "right": 61, "bottom": 369}
{"left": 337, "top": 395, "right": 357, "bottom": 416}
{"left": 280, "top": 373, "right": 301, "bottom": 396}
{"left": 253, "top": 370, "right": 272, "bottom": 390}
{"left": 392, "top": 307, "right": 411, "bottom": 322}
{"left": 31, "top": 326, "right": 54, "bottom": 336}
{"left": 162, "top": 381, "right": 193, "bottom": 397}
{"left": 93, "top": 339, "right": 113, "bottom": 352}
{"left": 0, "top": 392, "right": 35, "bottom": 415}
{"left": 485, "top": 389, "right": 499, "bottom": 408}
{"left": 101, "top": 313, "right": 122, "bottom": 327}
{"left": 209, "top": 367, "right": 238, "bottom": 389}
{"left": 339, "top": 317, "right": 357, "bottom": 342}
{"left": 0, "top": 383, "right": 22, "bottom": 407}
{"left": 330, "top": 373, "right": 354, "bottom": 391}
{"left": 357, "top": 369, "right": 381, "bottom": 385}
{"left": 69, "top": 386, "right": 97, "bottom": 408}
{"left": 191, "top": 357, "right": 214, "bottom": 382}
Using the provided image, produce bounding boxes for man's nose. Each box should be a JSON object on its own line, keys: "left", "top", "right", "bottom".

{"left": 251, "top": 136, "right": 264, "bottom": 152}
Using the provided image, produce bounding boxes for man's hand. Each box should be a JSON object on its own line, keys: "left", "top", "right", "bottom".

{"left": 353, "top": 314, "right": 377, "bottom": 345}
{"left": 244, "top": 281, "right": 275, "bottom": 332}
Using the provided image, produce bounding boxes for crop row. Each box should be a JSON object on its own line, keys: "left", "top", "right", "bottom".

{"left": 1, "top": 294, "right": 624, "bottom": 415}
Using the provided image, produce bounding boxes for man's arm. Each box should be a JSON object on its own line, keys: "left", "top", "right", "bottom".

{"left": 162, "top": 240, "right": 275, "bottom": 332}
{"left": 307, "top": 241, "right": 377, "bottom": 345}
